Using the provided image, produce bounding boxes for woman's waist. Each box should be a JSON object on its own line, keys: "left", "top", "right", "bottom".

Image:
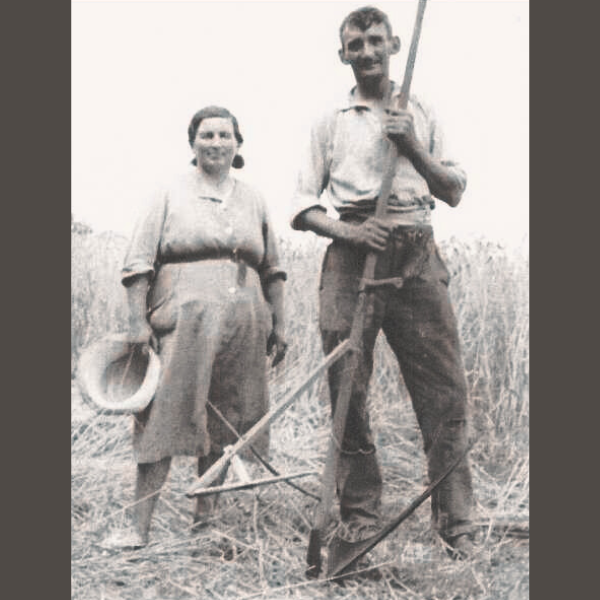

{"left": 151, "top": 259, "right": 263, "bottom": 305}
{"left": 160, "top": 247, "right": 259, "bottom": 270}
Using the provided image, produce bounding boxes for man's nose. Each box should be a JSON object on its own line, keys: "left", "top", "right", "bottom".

{"left": 362, "top": 42, "right": 376, "bottom": 58}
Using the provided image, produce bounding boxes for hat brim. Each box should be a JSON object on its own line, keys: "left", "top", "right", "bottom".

{"left": 76, "top": 333, "right": 161, "bottom": 415}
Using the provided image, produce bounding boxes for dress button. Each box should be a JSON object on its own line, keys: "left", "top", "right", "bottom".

{"left": 228, "top": 286, "right": 236, "bottom": 295}
{"left": 225, "top": 226, "right": 233, "bottom": 235}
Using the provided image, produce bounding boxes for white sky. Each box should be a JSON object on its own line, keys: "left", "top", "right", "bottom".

{"left": 72, "top": 0, "right": 529, "bottom": 249}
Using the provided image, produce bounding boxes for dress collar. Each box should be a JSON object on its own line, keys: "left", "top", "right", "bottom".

{"left": 192, "top": 171, "right": 236, "bottom": 203}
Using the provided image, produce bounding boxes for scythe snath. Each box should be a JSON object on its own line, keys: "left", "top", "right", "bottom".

{"left": 306, "top": 0, "right": 431, "bottom": 578}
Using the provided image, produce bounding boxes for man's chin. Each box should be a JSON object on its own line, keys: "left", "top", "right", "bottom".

{"left": 358, "top": 71, "right": 386, "bottom": 84}
{"left": 354, "top": 65, "right": 385, "bottom": 80}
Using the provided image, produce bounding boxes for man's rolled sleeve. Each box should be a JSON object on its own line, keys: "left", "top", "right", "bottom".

{"left": 427, "top": 103, "right": 468, "bottom": 195}
{"left": 290, "top": 110, "right": 336, "bottom": 230}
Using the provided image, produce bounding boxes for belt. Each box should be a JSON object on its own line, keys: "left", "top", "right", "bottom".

{"left": 338, "top": 195, "right": 433, "bottom": 227}
{"left": 340, "top": 213, "right": 433, "bottom": 233}
{"left": 160, "top": 247, "right": 256, "bottom": 269}
{"left": 159, "top": 249, "right": 256, "bottom": 288}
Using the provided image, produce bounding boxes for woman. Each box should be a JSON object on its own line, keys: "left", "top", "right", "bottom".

{"left": 119, "top": 106, "right": 287, "bottom": 547}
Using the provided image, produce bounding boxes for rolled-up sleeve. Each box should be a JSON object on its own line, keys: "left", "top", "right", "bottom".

{"left": 258, "top": 196, "right": 287, "bottom": 285}
{"left": 121, "top": 190, "right": 168, "bottom": 286}
{"left": 290, "top": 110, "right": 337, "bottom": 230}
{"left": 427, "top": 105, "right": 467, "bottom": 195}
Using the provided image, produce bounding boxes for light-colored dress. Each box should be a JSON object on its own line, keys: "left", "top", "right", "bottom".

{"left": 122, "top": 170, "right": 285, "bottom": 464}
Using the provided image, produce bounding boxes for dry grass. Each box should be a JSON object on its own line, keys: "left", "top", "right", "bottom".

{"left": 72, "top": 230, "right": 529, "bottom": 600}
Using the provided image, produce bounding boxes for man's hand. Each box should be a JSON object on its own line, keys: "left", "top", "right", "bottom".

{"left": 298, "top": 209, "right": 393, "bottom": 252}
{"left": 346, "top": 217, "right": 394, "bottom": 252}
{"left": 383, "top": 108, "right": 420, "bottom": 156}
{"left": 267, "top": 326, "right": 287, "bottom": 367}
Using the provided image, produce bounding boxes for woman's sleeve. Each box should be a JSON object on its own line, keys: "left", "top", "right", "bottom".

{"left": 121, "top": 189, "right": 168, "bottom": 286}
{"left": 257, "top": 195, "right": 287, "bottom": 285}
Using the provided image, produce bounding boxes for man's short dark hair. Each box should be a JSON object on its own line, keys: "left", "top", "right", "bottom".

{"left": 339, "top": 6, "right": 393, "bottom": 45}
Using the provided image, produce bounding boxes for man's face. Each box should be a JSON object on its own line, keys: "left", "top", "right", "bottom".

{"left": 192, "top": 117, "right": 239, "bottom": 175}
{"left": 339, "top": 22, "right": 400, "bottom": 82}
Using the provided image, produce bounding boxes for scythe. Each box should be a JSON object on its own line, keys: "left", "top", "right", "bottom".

{"left": 306, "top": 0, "right": 431, "bottom": 578}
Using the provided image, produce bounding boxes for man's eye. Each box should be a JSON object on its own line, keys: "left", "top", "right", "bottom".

{"left": 348, "top": 42, "right": 362, "bottom": 51}
{"left": 200, "top": 132, "right": 213, "bottom": 139}
{"left": 220, "top": 132, "right": 232, "bottom": 139}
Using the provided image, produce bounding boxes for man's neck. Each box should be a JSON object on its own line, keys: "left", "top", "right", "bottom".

{"left": 353, "top": 77, "right": 394, "bottom": 109}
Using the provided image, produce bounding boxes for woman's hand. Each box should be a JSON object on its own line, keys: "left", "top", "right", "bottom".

{"left": 267, "top": 326, "right": 287, "bottom": 367}
{"left": 262, "top": 278, "right": 287, "bottom": 367}
{"left": 128, "top": 318, "right": 153, "bottom": 346}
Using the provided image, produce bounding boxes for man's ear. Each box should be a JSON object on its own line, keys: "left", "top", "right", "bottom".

{"left": 338, "top": 47, "right": 350, "bottom": 65}
{"left": 390, "top": 35, "right": 401, "bottom": 55}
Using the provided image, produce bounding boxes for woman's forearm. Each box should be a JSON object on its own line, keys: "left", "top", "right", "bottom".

{"left": 263, "top": 277, "right": 285, "bottom": 332}
{"left": 125, "top": 274, "right": 150, "bottom": 327}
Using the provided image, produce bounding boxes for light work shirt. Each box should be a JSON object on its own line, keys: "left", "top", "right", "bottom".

{"left": 291, "top": 83, "right": 467, "bottom": 228}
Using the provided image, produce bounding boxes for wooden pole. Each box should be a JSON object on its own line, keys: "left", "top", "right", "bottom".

{"left": 306, "top": 0, "right": 429, "bottom": 577}
{"left": 186, "top": 340, "right": 351, "bottom": 497}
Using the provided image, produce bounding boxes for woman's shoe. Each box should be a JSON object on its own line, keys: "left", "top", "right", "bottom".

{"left": 100, "top": 527, "right": 147, "bottom": 550}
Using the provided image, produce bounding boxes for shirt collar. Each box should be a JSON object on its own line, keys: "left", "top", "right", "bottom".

{"left": 343, "top": 81, "right": 401, "bottom": 112}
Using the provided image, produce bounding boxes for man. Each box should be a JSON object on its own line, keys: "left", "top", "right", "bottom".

{"left": 291, "top": 5, "right": 474, "bottom": 559}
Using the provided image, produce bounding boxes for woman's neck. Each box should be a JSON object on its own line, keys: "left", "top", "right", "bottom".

{"left": 195, "top": 169, "right": 234, "bottom": 201}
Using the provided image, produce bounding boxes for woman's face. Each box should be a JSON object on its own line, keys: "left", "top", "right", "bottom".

{"left": 192, "top": 117, "right": 239, "bottom": 175}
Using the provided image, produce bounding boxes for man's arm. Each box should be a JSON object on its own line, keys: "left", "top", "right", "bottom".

{"left": 383, "top": 109, "right": 466, "bottom": 207}
{"left": 297, "top": 208, "right": 393, "bottom": 253}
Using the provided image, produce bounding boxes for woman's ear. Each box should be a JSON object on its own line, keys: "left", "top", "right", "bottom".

{"left": 232, "top": 147, "right": 245, "bottom": 168}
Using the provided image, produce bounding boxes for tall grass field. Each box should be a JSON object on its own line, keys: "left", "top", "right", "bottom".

{"left": 72, "top": 223, "right": 529, "bottom": 600}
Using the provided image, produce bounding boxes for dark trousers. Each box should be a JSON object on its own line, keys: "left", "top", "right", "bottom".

{"left": 319, "top": 225, "right": 473, "bottom": 541}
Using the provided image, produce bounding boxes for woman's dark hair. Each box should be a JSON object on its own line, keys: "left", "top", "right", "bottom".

{"left": 339, "top": 6, "right": 393, "bottom": 45}
{"left": 188, "top": 105, "right": 245, "bottom": 169}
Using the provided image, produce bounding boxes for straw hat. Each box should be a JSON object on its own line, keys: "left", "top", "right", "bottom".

{"left": 77, "top": 333, "right": 161, "bottom": 414}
